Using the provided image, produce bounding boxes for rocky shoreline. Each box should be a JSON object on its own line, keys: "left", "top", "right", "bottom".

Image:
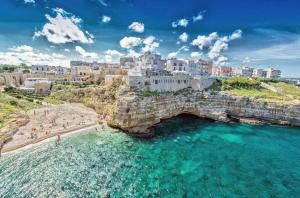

{"left": 107, "top": 89, "right": 300, "bottom": 135}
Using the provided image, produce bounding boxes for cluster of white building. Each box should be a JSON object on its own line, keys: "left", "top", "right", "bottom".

{"left": 31, "top": 65, "right": 67, "bottom": 75}
{"left": 0, "top": 51, "right": 284, "bottom": 95}
{"left": 212, "top": 66, "right": 281, "bottom": 79}
{"left": 126, "top": 52, "right": 215, "bottom": 92}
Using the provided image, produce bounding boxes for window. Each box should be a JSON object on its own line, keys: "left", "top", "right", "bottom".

{"left": 178, "top": 80, "right": 180, "bottom": 84}
{"left": 173, "top": 63, "right": 177, "bottom": 66}
{"left": 155, "top": 80, "right": 158, "bottom": 84}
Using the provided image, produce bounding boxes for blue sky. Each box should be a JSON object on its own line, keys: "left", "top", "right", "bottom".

{"left": 0, "top": 0, "right": 300, "bottom": 77}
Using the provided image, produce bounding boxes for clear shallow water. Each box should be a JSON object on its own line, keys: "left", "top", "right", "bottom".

{"left": 1, "top": 115, "right": 300, "bottom": 198}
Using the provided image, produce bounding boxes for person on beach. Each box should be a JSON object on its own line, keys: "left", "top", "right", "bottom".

{"left": 55, "top": 134, "right": 61, "bottom": 146}
{"left": 0, "top": 144, "right": 3, "bottom": 158}
{"left": 30, "top": 132, "right": 34, "bottom": 139}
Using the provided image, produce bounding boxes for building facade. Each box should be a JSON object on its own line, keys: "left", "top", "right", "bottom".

{"left": 138, "top": 52, "right": 166, "bottom": 70}
{"left": 71, "top": 66, "right": 92, "bottom": 81}
{"left": 120, "top": 57, "right": 136, "bottom": 69}
{"left": 20, "top": 78, "right": 51, "bottom": 94}
{"left": 166, "top": 58, "right": 188, "bottom": 73}
{"left": 197, "top": 59, "right": 213, "bottom": 76}
{"left": 266, "top": 68, "right": 281, "bottom": 79}
{"left": 32, "top": 65, "right": 67, "bottom": 74}
{"left": 252, "top": 68, "right": 266, "bottom": 78}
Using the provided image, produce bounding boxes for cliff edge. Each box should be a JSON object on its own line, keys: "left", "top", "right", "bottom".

{"left": 107, "top": 89, "right": 300, "bottom": 135}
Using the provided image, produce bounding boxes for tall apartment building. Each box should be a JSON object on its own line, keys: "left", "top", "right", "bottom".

{"left": 266, "top": 68, "right": 281, "bottom": 79}
{"left": 252, "top": 68, "right": 266, "bottom": 78}
{"left": 197, "top": 59, "right": 213, "bottom": 76}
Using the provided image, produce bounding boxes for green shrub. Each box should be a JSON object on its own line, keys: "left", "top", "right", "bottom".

{"left": 9, "top": 100, "right": 18, "bottom": 106}
{"left": 221, "top": 77, "right": 261, "bottom": 91}
{"left": 141, "top": 91, "right": 160, "bottom": 97}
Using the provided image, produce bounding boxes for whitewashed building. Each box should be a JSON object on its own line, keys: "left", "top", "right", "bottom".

{"left": 127, "top": 68, "right": 215, "bottom": 92}
{"left": 71, "top": 66, "right": 92, "bottom": 81}
{"left": 232, "top": 67, "right": 253, "bottom": 77}
{"left": 266, "top": 68, "right": 281, "bottom": 79}
{"left": 138, "top": 52, "right": 166, "bottom": 70}
{"left": 126, "top": 52, "right": 216, "bottom": 93}
{"left": 253, "top": 68, "right": 266, "bottom": 78}
{"left": 167, "top": 58, "right": 213, "bottom": 76}
{"left": 120, "top": 57, "right": 136, "bottom": 69}
{"left": 32, "top": 65, "right": 67, "bottom": 74}
{"left": 167, "top": 58, "right": 188, "bottom": 72}
{"left": 20, "top": 78, "right": 52, "bottom": 94}
{"left": 197, "top": 59, "right": 213, "bottom": 76}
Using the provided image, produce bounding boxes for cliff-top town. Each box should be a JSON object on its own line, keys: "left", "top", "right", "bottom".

{"left": 0, "top": 51, "right": 288, "bottom": 95}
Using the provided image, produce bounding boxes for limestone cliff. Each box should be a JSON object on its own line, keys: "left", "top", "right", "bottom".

{"left": 107, "top": 89, "right": 300, "bottom": 135}
{"left": 0, "top": 114, "right": 29, "bottom": 154}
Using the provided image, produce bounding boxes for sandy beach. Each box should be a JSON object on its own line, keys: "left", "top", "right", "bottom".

{"left": 1, "top": 103, "right": 101, "bottom": 153}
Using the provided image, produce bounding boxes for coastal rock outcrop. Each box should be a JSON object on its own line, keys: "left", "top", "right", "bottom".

{"left": 107, "top": 90, "right": 300, "bottom": 135}
{"left": 0, "top": 114, "right": 29, "bottom": 154}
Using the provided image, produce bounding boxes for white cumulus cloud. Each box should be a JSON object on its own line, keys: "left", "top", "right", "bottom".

{"left": 34, "top": 8, "right": 94, "bottom": 44}
{"left": 191, "top": 32, "right": 219, "bottom": 49}
{"left": 172, "top": 18, "right": 189, "bottom": 28}
{"left": 104, "top": 50, "right": 124, "bottom": 63}
{"left": 229, "top": 29, "right": 243, "bottom": 41}
{"left": 215, "top": 56, "right": 228, "bottom": 65}
{"left": 167, "top": 46, "right": 189, "bottom": 58}
{"left": 142, "top": 36, "right": 159, "bottom": 52}
{"left": 179, "top": 32, "right": 189, "bottom": 43}
{"left": 128, "top": 22, "right": 145, "bottom": 33}
{"left": 24, "top": 0, "right": 35, "bottom": 4}
{"left": 102, "top": 15, "right": 111, "bottom": 23}
{"left": 190, "top": 52, "right": 203, "bottom": 59}
{"left": 192, "top": 11, "right": 206, "bottom": 22}
{"left": 9, "top": 45, "right": 33, "bottom": 52}
{"left": 120, "top": 36, "right": 142, "bottom": 49}
{"left": 0, "top": 46, "right": 68, "bottom": 67}
{"left": 75, "top": 46, "right": 98, "bottom": 59}
{"left": 105, "top": 49, "right": 124, "bottom": 57}
{"left": 208, "top": 38, "right": 229, "bottom": 59}
{"left": 127, "top": 49, "right": 141, "bottom": 57}
{"left": 191, "top": 30, "right": 242, "bottom": 61}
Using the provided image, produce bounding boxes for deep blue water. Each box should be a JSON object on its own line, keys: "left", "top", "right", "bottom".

{"left": 0, "top": 116, "right": 300, "bottom": 197}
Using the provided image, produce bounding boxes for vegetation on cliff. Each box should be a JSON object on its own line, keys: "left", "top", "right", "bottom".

{"left": 221, "top": 77, "right": 261, "bottom": 90}
{"left": 0, "top": 92, "right": 39, "bottom": 128}
{"left": 46, "top": 82, "right": 123, "bottom": 117}
{"left": 1, "top": 81, "right": 123, "bottom": 128}
{"left": 217, "top": 77, "right": 300, "bottom": 103}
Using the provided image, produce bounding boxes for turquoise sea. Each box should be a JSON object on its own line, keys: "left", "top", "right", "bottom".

{"left": 0, "top": 115, "right": 300, "bottom": 197}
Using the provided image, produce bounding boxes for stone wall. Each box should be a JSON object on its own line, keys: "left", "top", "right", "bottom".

{"left": 108, "top": 90, "right": 300, "bottom": 135}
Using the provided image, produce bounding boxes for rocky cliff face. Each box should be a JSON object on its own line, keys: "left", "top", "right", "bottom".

{"left": 0, "top": 114, "right": 29, "bottom": 154}
{"left": 107, "top": 90, "right": 300, "bottom": 135}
